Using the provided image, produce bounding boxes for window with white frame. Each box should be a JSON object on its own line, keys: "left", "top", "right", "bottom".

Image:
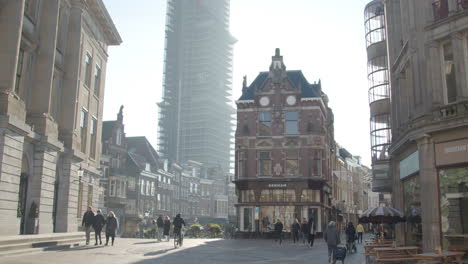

{"left": 140, "top": 179, "right": 144, "bottom": 195}
{"left": 146, "top": 180, "right": 150, "bottom": 195}
{"left": 151, "top": 182, "right": 155, "bottom": 196}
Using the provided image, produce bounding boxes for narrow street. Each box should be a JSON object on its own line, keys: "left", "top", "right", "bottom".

{"left": 1, "top": 236, "right": 366, "bottom": 264}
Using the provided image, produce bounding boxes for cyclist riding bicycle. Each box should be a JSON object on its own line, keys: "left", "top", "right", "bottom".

{"left": 173, "top": 213, "right": 186, "bottom": 241}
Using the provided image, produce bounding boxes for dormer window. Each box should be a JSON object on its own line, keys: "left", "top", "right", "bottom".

{"left": 145, "top": 163, "right": 151, "bottom": 172}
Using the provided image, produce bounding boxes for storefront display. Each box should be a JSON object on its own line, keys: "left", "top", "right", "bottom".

{"left": 439, "top": 167, "right": 468, "bottom": 250}
{"left": 403, "top": 176, "right": 422, "bottom": 246}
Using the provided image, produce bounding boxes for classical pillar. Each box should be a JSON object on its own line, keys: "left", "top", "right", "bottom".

{"left": 54, "top": 157, "right": 80, "bottom": 232}
{"left": 28, "top": 0, "right": 60, "bottom": 138}
{"left": 391, "top": 158, "right": 405, "bottom": 245}
{"left": 0, "top": 0, "right": 26, "bottom": 120}
{"left": 27, "top": 145, "right": 59, "bottom": 234}
{"left": 417, "top": 136, "right": 441, "bottom": 251}
{"left": 426, "top": 41, "right": 444, "bottom": 107}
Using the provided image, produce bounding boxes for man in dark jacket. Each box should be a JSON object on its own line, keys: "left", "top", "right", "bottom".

{"left": 93, "top": 209, "right": 106, "bottom": 245}
{"left": 274, "top": 219, "right": 283, "bottom": 245}
{"left": 172, "top": 214, "right": 185, "bottom": 238}
{"left": 324, "top": 221, "right": 341, "bottom": 264}
{"left": 308, "top": 216, "right": 315, "bottom": 247}
{"left": 82, "top": 206, "right": 95, "bottom": 245}
{"left": 156, "top": 215, "right": 164, "bottom": 241}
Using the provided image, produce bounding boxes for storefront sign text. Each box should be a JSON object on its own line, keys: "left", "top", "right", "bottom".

{"left": 435, "top": 139, "right": 468, "bottom": 166}
{"left": 268, "top": 183, "right": 287, "bottom": 188}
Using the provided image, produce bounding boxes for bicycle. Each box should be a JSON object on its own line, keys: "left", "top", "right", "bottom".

{"left": 174, "top": 229, "right": 184, "bottom": 248}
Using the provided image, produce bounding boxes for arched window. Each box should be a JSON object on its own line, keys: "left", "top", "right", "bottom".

{"left": 116, "top": 129, "right": 122, "bottom": 145}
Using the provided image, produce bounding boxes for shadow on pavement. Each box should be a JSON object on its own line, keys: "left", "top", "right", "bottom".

{"left": 143, "top": 247, "right": 177, "bottom": 257}
{"left": 133, "top": 241, "right": 162, "bottom": 245}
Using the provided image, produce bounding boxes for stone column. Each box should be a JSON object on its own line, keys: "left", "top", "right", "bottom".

{"left": 417, "top": 136, "right": 441, "bottom": 251}
{"left": 391, "top": 158, "right": 405, "bottom": 245}
{"left": 27, "top": 145, "right": 58, "bottom": 234}
{"left": 451, "top": 33, "right": 468, "bottom": 100}
{"left": 28, "top": 0, "right": 60, "bottom": 138}
{"left": 54, "top": 157, "right": 80, "bottom": 232}
{"left": 0, "top": 0, "right": 26, "bottom": 120}
{"left": 0, "top": 128, "right": 25, "bottom": 235}
{"left": 426, "top": 41, "right": 444, "bottom": 107}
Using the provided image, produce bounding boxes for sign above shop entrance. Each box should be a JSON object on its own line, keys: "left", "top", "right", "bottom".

{"left": 435, "top": 138, "right": 468, "bottom": 166}
{"left": 268, "top": 183, "right": 287, "bottom": 188}
{"left": 400, "top": 151, "right": 419, "bottom": 179}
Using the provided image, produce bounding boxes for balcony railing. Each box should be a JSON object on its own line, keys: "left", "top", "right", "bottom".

{"left": 433, "top": 0, "right": 449, "bottom": 21}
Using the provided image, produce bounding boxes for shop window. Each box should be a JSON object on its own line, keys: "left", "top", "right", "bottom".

{"left": 285, "top": 149, "right": 299, "bottom": 176}
{"left": 258, "top": 151, "right": 272, "bottom": 176}
{"left": 258, "top": 112, "right": 271, "bottom": 136}
{"left": 285, "top": 112, "right": 299, "bottom": 135}
{"left": 241, "top": 190, "right": 255, "bottom": 203}
{"left": 301, "top": 190, "right": 318, "bottom": 202}
{"left": 403, "top": 176, "right": 422, "bottom": 247}
{"left": 439, "top": 167, "right": 468, "bottom": 250}
{"left": 442, "top": 42, "right": 457, "bottom": 103}
{"left": 243, "top": 208, "right": 252, "bottom": 231}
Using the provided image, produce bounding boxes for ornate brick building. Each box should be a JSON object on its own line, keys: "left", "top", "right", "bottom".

{"left": 234, "top": 49, "right": 335, "bottom": 236}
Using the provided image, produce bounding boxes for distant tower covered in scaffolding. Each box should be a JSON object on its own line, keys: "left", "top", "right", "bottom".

{"left": 158, "top": 0, "right": 236, "bottom": 172}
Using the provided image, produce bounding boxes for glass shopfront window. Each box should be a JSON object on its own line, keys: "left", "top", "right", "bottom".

{"left": 403, "top": 176, "right": 422, "bottom": 247}
{"left": 259, "top": 189, "right": 296, "bottom": 202}
{"left": 259, "top": 206, "right": 295, "bottom": 232}
{"left": 439, "top": 167, "right": 468, "bottom": 250}
{"left": 240, "top": 190, "right": 256, "bottom": 203}
{"left": 300, "top": 190, "right": 319, "bottom": 202}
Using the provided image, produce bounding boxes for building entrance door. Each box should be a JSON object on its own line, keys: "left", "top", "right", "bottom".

{"left": 18, "top": 173, "right": 28, "bottom": 235}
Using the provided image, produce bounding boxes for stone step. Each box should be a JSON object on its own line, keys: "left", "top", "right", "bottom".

{"left": 0, "top": 238, "right": 82, "bottom": 258}
{"left": 0, "top": 237, "right": 82, "bottom": 252}
{"left": 0, "top": 232, "right": 84, "bottom": 246}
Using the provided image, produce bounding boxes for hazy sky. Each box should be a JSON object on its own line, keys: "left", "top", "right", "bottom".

{"left": 102, "top": 0, "right": 372, "bottom": 166}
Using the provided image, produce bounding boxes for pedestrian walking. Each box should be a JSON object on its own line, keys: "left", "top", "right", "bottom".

{"left": 81, "top": 206, "right": 95, "bottom": 245}
{"left": 105, "top": 211, "right": 119, "bottom": 246}
{"left": 156, "top": 215, "right": 164, "bottom": 241}
{"left": 324, "top": 221, "right": 341, "bottom": 264}
{"left": 93, "top": 209, "right": 106, "bottom": 245}
{"left": 274, "top": 219, "right": 283, "bottom": 245}
{"left": 291, "top": 219, "right": 300, "bottom": 243}
{"left": 163, "top": 216, "right": 171, "bottom": 241}
{"left": 356, "top": 223, "right": 364, "bottom": 243}
{"left": 138, "top": 220, "right": 144, "bottom": 238}
{"left": 300, "top": 218, "right": 309, "bottom": 245}
{"left": 308, "top": 216, "right": 315, "bottom": 247}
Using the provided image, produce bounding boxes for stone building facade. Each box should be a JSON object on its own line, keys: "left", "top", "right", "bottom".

{"left": 375, "top": 0, "right": 468, "bottom": 251}
{"left": 0, "top": 0, "right": 121, "bottom": 235}
{"left": 234, "top": 49, "right": 334, "bottom": 235}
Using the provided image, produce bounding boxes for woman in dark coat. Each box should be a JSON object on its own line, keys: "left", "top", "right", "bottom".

{"left": 93, "top": 209, "right": 106, "bottom": 245}
{"left": 163, "top": 216, "right": 171, "bottom": 241}
{"left": 300, "top": 218, "right": 309, "bottom": 245}
{"left": 105, "top": 211, "right": 118, "bottom": 246}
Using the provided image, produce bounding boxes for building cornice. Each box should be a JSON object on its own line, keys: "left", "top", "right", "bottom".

{"left": 87, "top": 0, "right": 122, "bottom": 45}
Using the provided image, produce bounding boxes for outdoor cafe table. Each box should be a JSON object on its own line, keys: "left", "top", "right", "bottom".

{"left": 374, "top": 246, "right": 421, "bottom": 263}
{"left": 415, "top": 251, "right": 466, "bottom": 264}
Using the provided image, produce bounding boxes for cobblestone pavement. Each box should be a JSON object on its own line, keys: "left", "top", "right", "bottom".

{"left": 0, "top": 236, "right": 366, "bottom": 264}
